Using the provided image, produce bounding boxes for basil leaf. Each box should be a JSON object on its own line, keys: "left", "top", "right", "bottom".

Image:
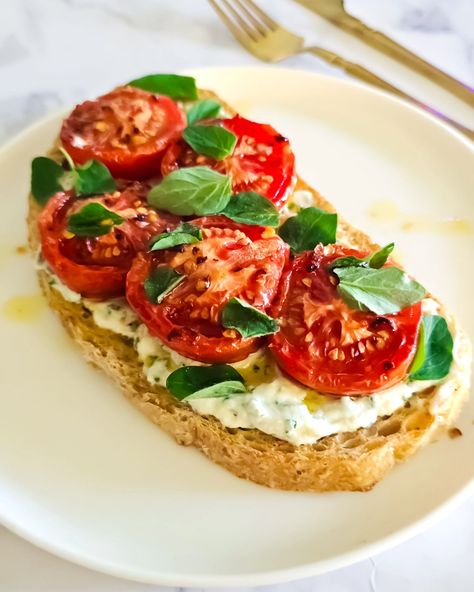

{"left": 183, "top": 124, "right": 237, "bottom": 161}
{"left": 144, "top": 266, "right": 184, "bottom": 304}
{"left": 187, "top": 99, "right": 221, "bottom": 125}
{"left": 329, "top": 256, "right": 368, "bottom": 270}
{"left": 278, "top": 207, "right": 337, "bottom": 253}
{"left": 148, "top": 166, "right": 232, "bottom": 215}
{"left": 410, "top": 315, "right": 453, "bottom": 380}
{"left": 74, "top": 160, "right": 117, "bottom": 196}
{"left": 185, "top": 381, "right": 246, "bottom": 401}
{"left": 409, "top": 321, "right": 426, "bottom": 376}
{"left": 368, "top": 242, "right": 395, "bottom": 269}
{"left": 129, "top": 73, "right": 197, "bottom": 100}
{"left": 150, "top": 223, "right": 202, "bottom": 251}
{"left": 31, "top": 152, "right": 116, "bottom": 205}
{"left": 222, "top": 191, "right": 279, "bottom": 227}
{"left": 330, "top": 242, "right": 395, "bottom": 270}
{"left": 335, "top": 266, "right": 426, "bottom": 315}
{"left": 31, "top": 157, "right": 64, "bottom": 204}
{"left": 166, "top": 364, "right": 245, "bottom": 400}
{"left": 222, "top": 297, "right": 279, "bottom": 338}
{"left": 67, "top": 202, "right": 124, "bottom": 237}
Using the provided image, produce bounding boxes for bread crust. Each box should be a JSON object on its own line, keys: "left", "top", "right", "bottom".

{"left": 27, "top": 90, "right": 472, "bottom": 492}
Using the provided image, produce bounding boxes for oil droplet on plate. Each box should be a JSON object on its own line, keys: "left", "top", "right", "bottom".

{"left": 368, "top": 200, "right": 400, "bottom": 221}
{"left": 367, "top": 200, "right": 471, "bottom": 235}
{"left": 0, "top": 243, "right": 29, "bottom": 265}
{"left": 16, "top": 244, "right": 28, "bottom": 255}
{"left": 3, "top": 294, "right": 45, "bottom": 322}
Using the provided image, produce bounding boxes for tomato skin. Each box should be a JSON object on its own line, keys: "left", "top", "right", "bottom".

{"left": 39, "top": 184, "right": 179, "bottom": 299}
{"left": 40, "top": 192, "right": 126, "bottom": 299}
{"left": 161, "top": 116, "right": 295, "bottom": 209}
{"left": 126, "top": 218, "right": 289, "bottom": 363}
{"left": 269, "top": 245, "right": 423, "bottom": 395}
{"left": 60, "top": 86, "right": 186, "bottom": 179}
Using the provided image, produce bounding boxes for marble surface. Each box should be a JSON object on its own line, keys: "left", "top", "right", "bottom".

{"left": 1, "top": 0, "right": 473, "bottom": 589}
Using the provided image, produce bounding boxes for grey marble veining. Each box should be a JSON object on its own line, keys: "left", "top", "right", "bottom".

{"left": 0, "top": 1, "right": 473, "bottom": 590}
{"left": 1, "top": 0, "right": 473, "bottom": 146}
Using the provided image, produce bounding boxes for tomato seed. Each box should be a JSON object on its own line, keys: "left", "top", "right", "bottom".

{"left": 195, "top": 278, "right": 209, "bottom": 292}
{"left": 94, "top": 121, "right": 108, "bottom": 131}
{"left": 223, "top": 329, "right": 237, "bottom": 338}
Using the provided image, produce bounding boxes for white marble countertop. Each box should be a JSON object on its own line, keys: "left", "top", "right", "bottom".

{"left": 1, "top": 0, "right": 473, "bottom": 590}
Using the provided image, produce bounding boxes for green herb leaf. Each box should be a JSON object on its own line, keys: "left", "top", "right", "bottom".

{"left": 329, "top": 255, "right": 368, "bottom": 270}
{"left": 166, "top": 364, "right": 245, "bottom": 400}
{"left": 150, "top": 223, "right": 203, "bottom": 251}
{"left": 58, "top": 147, "right": 116, "bottom": 197}
{"left": 368, "top": 243, "right": 395, "bottom": 268}
{"left": 144, "top": 266, "right": 184, "bottom": 304}
{"left": 183, "top": 124, "right": 237, "bottom": 161}
{"left": 74, "top": 160, "right": 117, "bottom": 196}
{"left": 409, "top": 315, "right": 453, "bottom": 380}
{"left": 31, "top": 150, "right": 116, "bottom": 205}
{"left": 222, "top": 297, "right": 279, "bottom": 338}
{"left": 148, "top": 166, "right": 232, "bottom": 215}
{"left": 129, "top": 73, "right": 197, "bottom": 100}
{"left": 67, "top": 202, "right": 124, "bottom": 237}
{"left": 186, "top": 99, "right": 222, "bottom": 125}
{"left": 278, "top": 207, "right": 337, "bottom": 254}
{"left": 330, "top": 242, "right": 395, "bottom": 270}
{"left": 409, "top": 321, "right": 426, "bottom": 376}
{"left": 31, "top": 157, "right": 64, "bottom": 204}
{"left": 184, "top": 381, "right": 246, "bottom": 400}
{"left": 334, "top": 266, "right": 426, "bottom": 315}
{"left": 221, "top": 191, "right": 279, "bottom": 227}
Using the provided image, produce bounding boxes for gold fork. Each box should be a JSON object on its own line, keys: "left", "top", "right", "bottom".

{"left": 208, "top": 0, "right": 474, "bottom": 141}
{"left": 295, "top": 0, "right": 474, "bottom": 107}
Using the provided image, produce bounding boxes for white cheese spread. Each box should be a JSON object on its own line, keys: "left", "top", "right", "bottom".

{"left": 41, "top": 266, "right": 463, "bottom": 446}
{"left": 280, "top": 189, "right": 314, "bottom": 219}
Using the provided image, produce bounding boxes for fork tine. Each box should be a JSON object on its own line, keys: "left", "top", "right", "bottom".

{"left": 237, "top": 0, "right": 278, "bottom": 31}
{"left": 208, "top": 0, "right": 254, "bottom": 44}
{"left": 231, "top": 0, "right": 270, "bottom": 35}
{"left": 220, "top": 0, "right": 261, "bottom": 41}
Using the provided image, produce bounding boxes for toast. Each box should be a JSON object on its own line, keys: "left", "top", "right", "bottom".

{"left": 28, "top": 89, "right": 472, "bottom": 492}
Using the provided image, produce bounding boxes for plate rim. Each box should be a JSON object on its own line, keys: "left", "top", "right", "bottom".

{"left": 1, "top": 65, "right": 473, "bottom": 587}
{"left": 1, "top": 480, "right": 474, "bottom": 587}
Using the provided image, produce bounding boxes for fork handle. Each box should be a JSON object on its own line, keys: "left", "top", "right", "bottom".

{"left": 309, "top": 8, "right": 474, "bottom": 106}
{"left": 306, "top": 46, "right": 474, "bottom": 141}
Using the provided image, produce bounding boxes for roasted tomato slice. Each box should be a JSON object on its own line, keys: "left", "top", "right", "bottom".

{"left": 126, "top": 218, "right": 289, "bottom": 363}
{"left": 161, "top": 115, "right": 295, "bottom": 209}
{"left": 269, "top": 245, "right": 422, "bottom": 395}
{"left": 60, "top": 86, "right": 186, "bottom": 179}
{"left": 39, "top": 182, "right": 179, "bottom": 299}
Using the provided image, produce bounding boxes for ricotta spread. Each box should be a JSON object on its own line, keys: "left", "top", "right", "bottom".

{"left": 40, "top": 264, "right": 462, "bottom": 446}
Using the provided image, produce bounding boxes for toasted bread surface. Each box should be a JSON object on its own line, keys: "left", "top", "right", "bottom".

{"left": 27, "top": 89, "right": 472, "bottom": 492}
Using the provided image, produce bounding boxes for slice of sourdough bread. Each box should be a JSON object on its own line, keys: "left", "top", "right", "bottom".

{"left": 27, "top": 89, "right": 472, "bottom": 492}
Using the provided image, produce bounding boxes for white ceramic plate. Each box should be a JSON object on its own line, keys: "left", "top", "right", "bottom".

{"left": 0, "top": 67, "right": 473, "bottom": 587}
